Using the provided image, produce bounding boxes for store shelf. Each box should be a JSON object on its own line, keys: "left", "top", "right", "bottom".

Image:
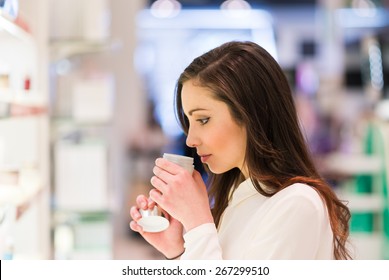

{"left": 333, "top": 120, "right": 389, "bottom": 260}
{"left": 322, "top": 152, "right": 383, "bottom": 176}
{"left": 0, "top": 183, "right": 43, "bottom": 220}
{"left": 349, "top": 232, "right": 383, "bottom": 260}
{"left": 338, "top": 192, "right": 383, "bottom": 212}
{"left": 0, "top": 90, "right": 46, "bottom": 107}
{"left": 0, "top": 13, "right": 33, "bottom": 44}
{"left": 0, "top": 165, "right": 44, "bottom": 217}
{"left": 49, "top": 38, "right": 114, "bottom": 258}
{"left": 50, "top": 39, "right": 117, "bottom": 61}
{"left": 0, "top": 3, "right": 50, "bottom": 260}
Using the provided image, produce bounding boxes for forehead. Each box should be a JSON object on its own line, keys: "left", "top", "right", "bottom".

{"left": 181, "top": 80, "right": 218, "bottom": 112}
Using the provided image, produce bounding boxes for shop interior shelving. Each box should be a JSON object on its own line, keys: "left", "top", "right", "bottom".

{"left": 0, "top": 11, "right": 50, "bottom": 259}
{"left": 48, "top": 1, "right": 115, "bottom": 258}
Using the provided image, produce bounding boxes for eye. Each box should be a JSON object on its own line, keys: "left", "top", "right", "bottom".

{"left": 197, "top": 117, "right": 210, "bottom": 125}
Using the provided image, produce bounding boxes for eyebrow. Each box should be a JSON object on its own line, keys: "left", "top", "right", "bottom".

{"left": 188, "top": 108, "right": 209, "bottom": 116}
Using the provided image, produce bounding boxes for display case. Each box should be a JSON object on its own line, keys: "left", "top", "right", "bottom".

{"left": 0, "top": 9, "right": 50, "bottom": 259}
{"left": 48, "top": 0, "right": 114, "bottom": 259}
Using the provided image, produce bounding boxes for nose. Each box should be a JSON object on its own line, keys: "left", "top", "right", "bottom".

{"left": 186, "top": 127, "right": 200, "bottom": 148}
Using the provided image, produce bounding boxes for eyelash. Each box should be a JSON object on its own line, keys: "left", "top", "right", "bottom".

{"left": 197, "top": 117, "right": 210, "bottom": 125}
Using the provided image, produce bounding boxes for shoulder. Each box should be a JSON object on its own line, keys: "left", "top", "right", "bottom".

{"left": 267, "top": 183, "right": 326, "bottom": 216}
{"left": 275, "top": 183, "right": 322, "bottom": 201}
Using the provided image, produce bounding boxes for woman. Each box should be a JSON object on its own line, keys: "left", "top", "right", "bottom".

{"left": 130, "top": 41, "right": 351, "bottom": 260}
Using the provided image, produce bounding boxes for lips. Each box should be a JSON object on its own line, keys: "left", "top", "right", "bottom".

{"left": 198, "top": 154, "right": 211, "bottom": 163}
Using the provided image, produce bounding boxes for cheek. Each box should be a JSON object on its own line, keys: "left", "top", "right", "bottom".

{"left": 208, "top": 128, "right": 230, "bottom": 151}
{"left": 210, "top": 121, "right": 245, "bottom": 152}
{"left": 220, "top": 127, "right": 246, "bottom": 164}
{"left": 210, "top": 128, "right": 241, "bottom": 163}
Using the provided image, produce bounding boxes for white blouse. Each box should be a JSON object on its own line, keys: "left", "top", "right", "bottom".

{"left": 181, "top": 178, "right": 334, "bottom": 259}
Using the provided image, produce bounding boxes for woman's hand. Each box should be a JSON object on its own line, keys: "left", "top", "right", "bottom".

{"left": 129, "top": 194, "right": 185, "bottom": 259}
{"left": 150, "top": 158, "right": 214, "bottom": 232}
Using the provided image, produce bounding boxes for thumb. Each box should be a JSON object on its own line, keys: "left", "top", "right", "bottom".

{"left": 193, "top": 170, "right": 207, "bottom": 188}
{"left": 161, "top": 208, "right": 181, "bottom": 225}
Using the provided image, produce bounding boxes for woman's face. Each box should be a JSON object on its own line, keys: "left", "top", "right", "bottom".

{"left": 181, "top": 80, "right": 248, "bottom": 177}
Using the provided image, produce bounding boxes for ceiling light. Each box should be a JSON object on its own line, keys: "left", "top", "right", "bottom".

{"left": 150, "top": 0, "right": 181, "bottom": 19}
{"left": 220, "top": 0, "right": 252, "bottom": 18}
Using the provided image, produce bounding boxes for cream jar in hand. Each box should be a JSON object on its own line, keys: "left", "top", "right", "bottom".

{"left": 137, "top": 153, "right": 194, "bottom": 232}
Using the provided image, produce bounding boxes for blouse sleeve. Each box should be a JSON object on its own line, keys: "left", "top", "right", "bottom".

{"left": 245, "top": 187, "right": 330, "bottom": 259}
{"left": 180, "top": 223, "right": 223, "bottom": 260}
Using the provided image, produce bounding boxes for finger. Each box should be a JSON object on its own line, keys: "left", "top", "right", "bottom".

{"left": 193, "top": 170, "right": 206, "bottom": 187}
{"left": 147, "top": 197, "right": 156, "bottom": 209}
{"left": 129, "top": 220, "right": 144, "bottom": 234}
{"left": 155, "top": 158, "right": 182, "bottom": 175}
{"left": 160, "top": 207, "right": 171, "bottom": 220}
{"left": 193, "top": 169, "right": 202, "bottom": 181}
{"left": 130, "top": 206, "right": 142, "bottom": 221}
{"left": 150, "top": 175, "right": 168, "bottom": 193}
{"left": 149, "top": 188, "right": 164, "bottom": 206}
{"left": 136, "top": 195, "right": 150, "bottom": 210}
{"left": 152, "top": 165, "right": 171, "bottom": 184}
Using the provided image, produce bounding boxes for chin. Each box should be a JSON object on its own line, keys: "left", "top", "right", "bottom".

{"left": 207, "top": 165, "right": 230, "bottom": 175}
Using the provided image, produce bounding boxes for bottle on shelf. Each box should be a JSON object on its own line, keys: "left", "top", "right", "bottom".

{"left": 2, "top": 236, "right": 14, "bottom": 260}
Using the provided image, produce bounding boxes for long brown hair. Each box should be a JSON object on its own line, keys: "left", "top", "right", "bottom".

{"left": 174, "top": 41, "right": 351, "bottom": 259}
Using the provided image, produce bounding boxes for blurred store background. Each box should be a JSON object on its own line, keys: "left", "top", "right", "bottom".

{"left": 0, "top": 0, "right": 389, "bottom": 260}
